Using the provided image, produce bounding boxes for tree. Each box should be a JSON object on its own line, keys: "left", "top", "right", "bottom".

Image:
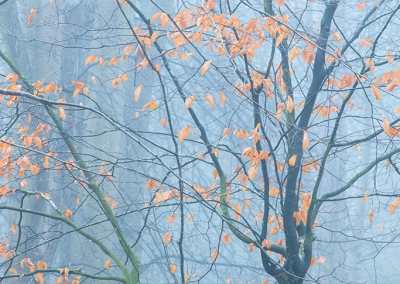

{"left": 1, "top": 0, "right": 400, "bottom": 283}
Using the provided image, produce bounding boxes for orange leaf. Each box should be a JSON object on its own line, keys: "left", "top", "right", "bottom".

{"left": 220, "top": 91, "right": 226, "bottom": 104}
{"left": 151, "top": 31, "right": 159, "bottom": 42}
{"left": 58, "top": 106, "right": 66, "bottom": 119}
{"left": 289, "top": 154, "right": 297, "bottom": 166}
{"left": 169, "top": 264, "right": 176, "bottom": 274}
{"left": 205, "top": 93, "right": 214, "bottom": 108}
{"left": 301, "top": 50, "right": 315, "bottom": 64}
{"left": 28, "top": 9, "right": 36, "bottom": 24}
{"left": 357, "top": 1, "right": 366, "bottom": 10}
{"left": 269, "top": 226, "right": 279, "bottom": 236}
{"left": 73, "top": 88, "right": 81, "bottom": 97}
{"left": 248, "top": 165, "right": 258, "bottom": 180}
{"left": 269, "top": 187, "right": 279, "bottom": 198}
{"left": 317, "top": 256, "right": 326, "bottom": 265}
{"left": 211, "top": 250, "right": 218, "bottom": 261}
{"left": 187, "top": 215, "right": 194, "bottom": 221}
{"left": 111, "top": 200, "right": 118, "bottom": 210}
{"left": 275, "top": 0, "right": 284, "bottom": 7}
{"left": 134, "top": 84, "right": 144, "bottom": 102}
{"left": 222, "top": 128, "right": 230, "bottom": 138}
{"left": 160, "top": 118, "right": 168, "bottom": 127}
{"left": 382, "top": 115, "right": 389, "bottom": 133}
{"left": 99, "top": 58, "right": 105, "bottom": 66}
{"left": 163, "top": 232, "right": 172, "bottom": 245}
{"left": 355, "top": 144, "right": 360, "bottom": 151}
{"left": 29, "top": 164, "right": 40, "bottom": 175}
{"left": 363, "top": 190, "right": 368, "bottom": 202}
{"left": 302, "top": 130, "right": 309, "bottom": 150}
{"left": 64, "top": 209, "right": 73, "bottom": 219}
{"left": 72, "top": 81, "right": 84, "bottom": 89}
{"left": 85, "top": 55, "right": 98, "bottom": 65}
{"left": 371, "top": 85, "right": 381, "bottom": 100}
{"left": 262, "top": 239, "right": 271, "bottom": 249}
{"left": 185, "top": 96, "right": 196, "bottom": 109}
{"left": 201, "top": 60, "right": 212, "bottom": 75}
{"left": 178, "top": 126, "right": 190, "bottom": 143}
{"left": 390, "top": 197, "right": 400, "bottom": 214}
{"left": 20, "top": 179, "right": 27, "bottom": 188}
{"left": 10, "top": 225, "right": 17, "bottom": 235}
{"left": 289, "top": 46, "right": 300, "bottom": 62}
{"left": 142, "top": 100, "right": 158, "bottom": 111}
{"left": 310, "top": 256, "right": 316, "bottom": 267}
{"left": 167, "top": 214, "right": 177, "bottom": 223}
{"left": 83, "top": 87, "right": 89, "bottom": 95}
{"left": 287, "top": 96, "right": 294, "bottom": 113}
{"left": 104, "top": 260, "right": 111, "bottom": 269}
{"left": 222, "top": 234, "right": 231, "bottom": 244}
{"left": 332, "top": 31, "right": 342, "bottom": 43}
{"left": 369, "top": 210, "right": 374, "bottom": 223}
{"left": 109, "top": 56, "right": 118, "bottom": 65}
{"left": 151, "top": 11, "right": 163, "bottom": 23}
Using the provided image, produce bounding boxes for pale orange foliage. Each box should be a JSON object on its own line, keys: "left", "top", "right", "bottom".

{"left": 288, "top": 154, "right": 297, "bottom": 166}
{"left": 390, "top": 197, "right": 400, "bottom": 214}
{"left": 369, "top": 210, "right": 374, "bottom": 223}
{"left": 357, "top": 1, "right": 366, "bottom": 10}
{"left": 28, "top": 9, "right": 36, "bottom": 24}
{"left": 211, "top": 250, "right": 218, "bottom": 261}
{"left": 201, "top": 60, "right": 212, "bottom": 75}
{"left": 178, "top": 126, "right": 190, "bottom": 143}
{"left": 222, "top": 234, "right": 231, "bottom": 244}
{"left": 185, "top": 96, "right": 196, "bottom": 109}
{"left": 142, "top": 100, "right": 158, "bottom": 111}
{"left": 163, "top": 232, "right": 172, "bottom": 245}
{"left": 64, "top": 209, "right": 73, "bottom": 219}
{"left": 205, "top": 93, "right": 215, "bottom": 108}
{"left": 134, "top": 84, "right": 144, "bottom": 102}
{"left": 167, "top": 214, "right": 177, "bottom": 223}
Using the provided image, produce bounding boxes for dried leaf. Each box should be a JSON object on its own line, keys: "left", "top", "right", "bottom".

{"left": 287, "top": 96, "right": 294, "bottom": 113}
{"left": 85, "top": 55, "right": 98, "bottom": 65}
{"left": 170, "top": 264, "right": 176, "bottom": 274}
{"left": 10, "top": 225, "right": 17, "bottom": 235}
{"left": 163, "top": 232, "right": 172, "bottom": 245}
{"left": 104, "top": 260, "right": 111, "bottom": 269}
{"left": 111, "top": 200, "right": 118, "bottom": 210}
{"left": 357, "top": 1, "right": 366, "bottom": 10}
{"left": 302, "top": 130, "right": 309, "bottom": 150}
{"left": 28, "top": 9, "right": 36, "bottom": 24}
{"left": 205, "top": 93, "right": 215, "bottom": 108}
{"left": 185, "top": 96, "right": 196, "bottom": 109}
{"left": 211, "top": 250, "right": 218, "bottom": 261}
{"left": 332, "top": 31, "right": 342, "bottom": 43}
{"left": 371, "top": 85, "right": 381, "bottom": 100}
{"left": 142, "top": 100, "right": 158, "bottom": 111}
{"left": 134, "top": 84, "right": 144, "bottom": 102}
{"left": 167, "top": 214, "right": 177, "bottom": 223}
{"left": 151, "top": 11, "right": 163, "bottom": 23}
{"left": 289, "top": 46, "right": 300, "bottom": 62}
{"left": 178, "top": 126, "right": 190, "bottom": 143}
{"left": 201, "top": 60, "right": 212, "bottom": 75}
{"left": 369, "top": 210, "right": 374, "bottom": 223}
{"left": 222, "top": 234, "right": 231, "bottom": 244}
{"left": 382, "top": 115, "right": 389, "bottom": 133}
{"left": 109, "top": 56, "right": 118, "bottom": 65}
{"left": 390, "top": 197, "right": 400, "bottom": 214}
{"left": 64, "top": 209, "right": 73, "bottom": 219}
{"left": 289, "top": 154, "right": 297, "bottom": 166}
